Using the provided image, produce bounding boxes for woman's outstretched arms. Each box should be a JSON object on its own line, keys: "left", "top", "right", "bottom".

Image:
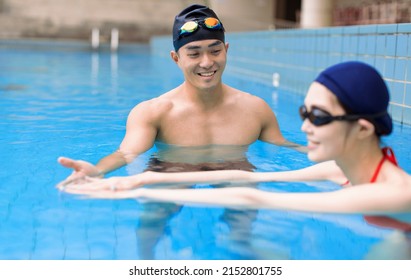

{"left": 62, "top": 181, "right": 411, "bottom": 214}
{"left": 58, "top": 160, "right": 348, "bottom": 191}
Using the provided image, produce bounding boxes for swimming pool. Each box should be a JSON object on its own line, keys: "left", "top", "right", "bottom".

{"left": 1, "top": 40, "right": 411, "bottom": 260}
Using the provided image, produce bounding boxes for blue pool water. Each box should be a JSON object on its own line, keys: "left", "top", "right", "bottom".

{"left": 1, "top": 40, "right": 411, "bottom": 260}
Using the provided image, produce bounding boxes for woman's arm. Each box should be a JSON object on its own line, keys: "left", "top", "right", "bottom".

{"left": 59, "top": 160, "right": 347, "bottom": 191}
{"left": 63, "top": 181, "right": 411, "bottom": 214}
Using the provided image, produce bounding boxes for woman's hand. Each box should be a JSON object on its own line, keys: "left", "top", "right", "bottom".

{"left": 57, "top": 171, "right": 157, "bottom": 192}
{"left": 61, "top": 181, "right": 146, "bottom": 199}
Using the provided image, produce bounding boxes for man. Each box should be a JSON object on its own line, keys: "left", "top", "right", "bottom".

{"left": 58, "top": 4, "right": 305, "bottom": 186}
{"left": 58, "top": 4, "right": 305, "bottom": 259}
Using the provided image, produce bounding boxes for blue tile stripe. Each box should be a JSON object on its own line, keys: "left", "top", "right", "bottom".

{"left": 152, "top": 23, "right": 411, "bottom": 125}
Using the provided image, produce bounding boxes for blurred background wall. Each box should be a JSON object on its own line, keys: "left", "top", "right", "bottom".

{"left": 0, "top": 0, "right": 410, "bottom": 42}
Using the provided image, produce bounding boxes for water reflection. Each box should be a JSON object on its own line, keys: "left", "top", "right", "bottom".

{"left": 110, "top": 53, "right": 118, "bottom": 95}
{"left": 91, "top": 52, "right": 99, "bottom": 95}
{"left": 153, "top": 142, "right": 250, "bottom": 164}
{"left": 132, "top": 142, "right": 263, "bottom": 259}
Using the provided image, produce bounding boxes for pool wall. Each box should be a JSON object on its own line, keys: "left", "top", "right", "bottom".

{"left": 151, "top": 23, "right": 411, "bottom": 125}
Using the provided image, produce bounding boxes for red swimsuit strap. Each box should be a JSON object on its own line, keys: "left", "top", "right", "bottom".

{"left": 382, "top": 146, "right": 398, "bottom": 166}
{"left": 364, "top": 147, "right": 409, "bottom": 232}
{"left": 369, "top": 147, "right": 398, "bottom": 183}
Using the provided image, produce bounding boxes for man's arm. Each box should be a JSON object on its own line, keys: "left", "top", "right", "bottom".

{"left": 97, "top": 101, "right": 159, "bottom": 174}
{"left": 256, "top": 99, "right": 307, "bottom": 153}
{"left": 57, "top": 100, "right": 159, "bottom": 185}
{"left": 277, "top": 140, "right": 308, "bottom": 153}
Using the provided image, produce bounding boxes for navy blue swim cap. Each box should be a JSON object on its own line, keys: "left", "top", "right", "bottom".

{"left": 314, "top": 61, "right": 392, "bottom": 136}
{"left": 173, "top": 4, "right": 225, "bottom": 52}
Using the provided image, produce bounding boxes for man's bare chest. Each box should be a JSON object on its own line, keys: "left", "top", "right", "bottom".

{"left": 156, "top": 113, "right": 262, "bottom": 146}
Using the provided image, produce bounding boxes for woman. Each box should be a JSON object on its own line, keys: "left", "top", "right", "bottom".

{"left": 59, "top": 61, "right": 411, "bottom": 222}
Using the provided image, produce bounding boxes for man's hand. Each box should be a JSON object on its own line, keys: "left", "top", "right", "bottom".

{"left": 57, "top": 156, "right": 102, "bottom": 188}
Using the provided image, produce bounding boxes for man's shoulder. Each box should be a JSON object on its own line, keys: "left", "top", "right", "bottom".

{"left": 225, "top": 85, "right": 268, "bottom": 106}
{"left": 132, "top": 88, "right": 179, "bottom": 112}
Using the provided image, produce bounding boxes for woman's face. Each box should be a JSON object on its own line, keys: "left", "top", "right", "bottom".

{"left": 301, "top": 82, "right": 355, "bottom": 162}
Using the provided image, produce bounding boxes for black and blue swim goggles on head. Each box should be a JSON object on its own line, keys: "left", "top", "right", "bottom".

{"left": 179, "top": 17, "right": 223, "bottom": 36}
{"left": 298, "top": 105, "right": 386, "bottom": 126}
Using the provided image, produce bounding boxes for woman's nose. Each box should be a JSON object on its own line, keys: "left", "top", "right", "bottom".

{"left": 301, "top": 118, "right": 312, "bottom": 134}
